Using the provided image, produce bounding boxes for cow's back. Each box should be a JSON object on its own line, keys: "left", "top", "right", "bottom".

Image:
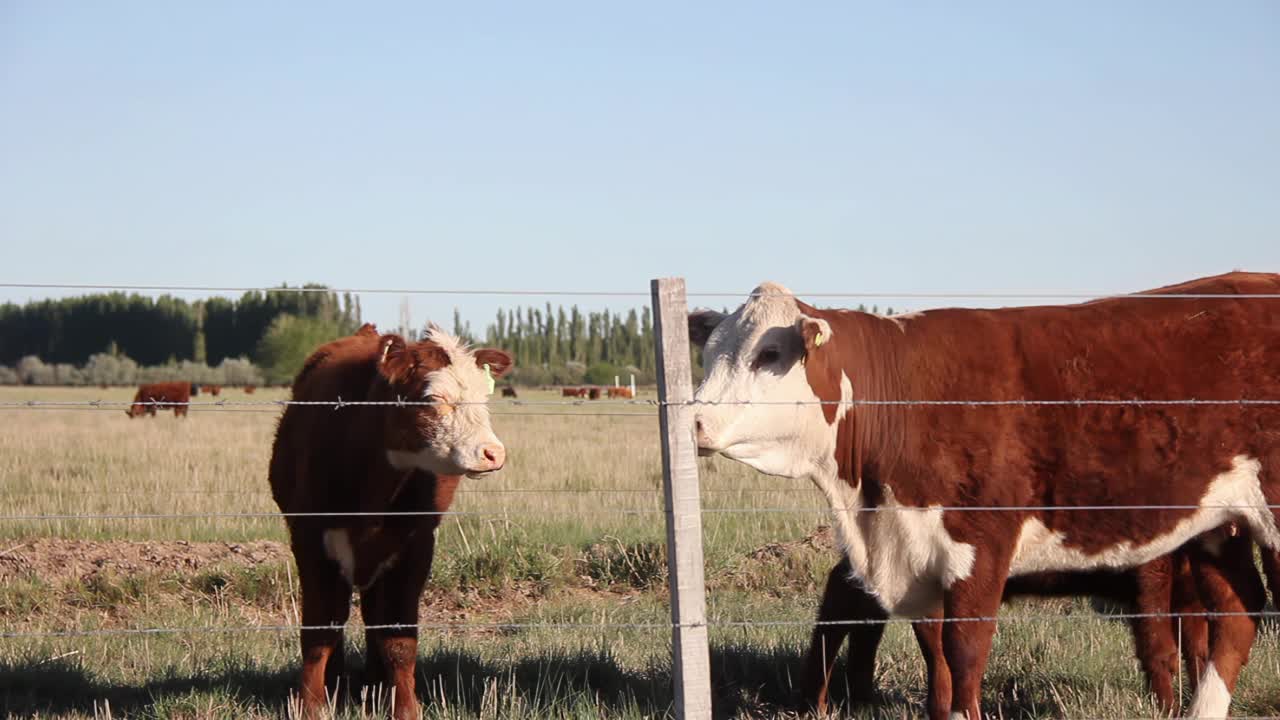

{"left": 269, "top": 330, "right": 381, "bottom": 514}
{"left": 887, "top": 271, "right": 1280, "bottom": 566}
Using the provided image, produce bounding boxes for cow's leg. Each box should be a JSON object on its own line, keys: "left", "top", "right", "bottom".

{"left": 367, "top": 536, "right": 435, "bottom": 720}
{"left": 912, "top": 612, "right": 951, "bottom": 720}
{"left": 801, "top": 557, "right": 887, "bottom": 713}
{"left": 941, "top": 540, "right": 1014, "bottom": 720}
{"left": 296, "top": 544, "right": 352, "bottom": 718}
{"left": 358, "top": 582, "right": 390, "bottom": 706}
{"left": 1186, "top": 533, "right": 1266, "bottom": 719}
{"left": 1128, "top": 556, "right": 1179, "bottom": 714}
{"left": 1170, "top": 550, "right": 1209, "bottom": 698}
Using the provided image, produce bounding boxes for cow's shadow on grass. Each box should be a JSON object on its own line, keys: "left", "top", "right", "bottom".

{"left": 0, "top": 642, "right": 830, "bottom": 719}
{"left": 10, "top": 625, "right": 1278, "bottom": 719}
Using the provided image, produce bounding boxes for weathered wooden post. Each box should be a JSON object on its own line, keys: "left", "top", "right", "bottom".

{"left": 650, "top": 277, "right": 712, "bottom": 720}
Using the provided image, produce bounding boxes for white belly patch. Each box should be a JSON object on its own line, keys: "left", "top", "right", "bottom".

{"left": 1010, "top": 455, "right": 1277, "bottom": 575}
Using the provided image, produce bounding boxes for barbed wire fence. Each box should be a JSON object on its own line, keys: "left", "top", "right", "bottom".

{"left": 1, "top": 277, "right": 1278, "bottom": 719}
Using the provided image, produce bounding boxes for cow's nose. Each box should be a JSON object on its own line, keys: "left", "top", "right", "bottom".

{"left": 480, "top": 443, "right": 505, "bottom": 470}
{"left": 694, "top": 418, "right": 715, "bottom": 456}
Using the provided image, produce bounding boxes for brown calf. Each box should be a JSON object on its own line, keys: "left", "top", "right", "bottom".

{"left": 269, "top": 323, "right": 512, "bottom": 720}
{"left": 561, "top": 387, "right": 588, "bottom": 398}
{"left": 125, "top": 381, "right": 193, "bottom": 418}
{"left": 607, "top": 387, "right": 634, "bottom": 399}
{"left": 501, "top": 386, "right": 518, "bottom": 398}
{"left": 243, "top": 384, "right": 256, "bottom": 394}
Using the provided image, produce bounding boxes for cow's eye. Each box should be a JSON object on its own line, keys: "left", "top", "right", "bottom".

{"left": 752, "top": 347, "right": 781, "bottom": 370}
{"left": 425, "top": 394, "right": 453, "bottom": 414}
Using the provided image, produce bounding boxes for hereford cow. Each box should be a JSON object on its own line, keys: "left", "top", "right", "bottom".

{"left": 607, "top": 387, "right": 634, "bottom": 399}
{"left": 125, "top": 381, "right": 193, "bottom": 418}
{"left": 561, "top": 387, "right": 588, "bottom": 398}
{"left": 688, "top": 272, "right": 1280, "bottom": 719}
{"left": 501, "top": 386, "right": 518, "bottom": 398}
{"left": 243, "top": 384, "right": 257, "bottom": 394}
{"left": 204, "top": 384, "right": 222, "bottom": 397}
{"left": 269, "top": 323, "right": 512, "bottom": 720}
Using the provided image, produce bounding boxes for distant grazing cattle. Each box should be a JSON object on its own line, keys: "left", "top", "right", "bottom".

{"left": 606, "top": 387, "right": 634, "bottom": 399}
{"left": 689, "top": 272, "right": 1280, "bottom": 719}
{"left": 587, "top": 387, "right": 601, "bottom": 400}
{"left": 204, "top": 384, "right": 222, "bottom": 397}
{"left": 561, "top": 387, "right": 588, "bottom": 398}
{"left": 269, "top": 322, "right": 512, "bottom": 720}
{"left": 243, "top": 384, "right": 256, "bottom": 394}
{"left": 501, "top": 386, "right": 518, "bottom": 398}
{"left": 125, "top": 381, "right": 192, "bottom": 418}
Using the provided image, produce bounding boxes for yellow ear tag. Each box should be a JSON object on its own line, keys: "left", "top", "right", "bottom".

{"left": 483, "top": 364, "right": 496, "bottom": 395}
{"left": 814, "top": 332, "right": 826, "bottom": 347}
{"left": 381, "top": 340, "right": 393, "bottom": 362}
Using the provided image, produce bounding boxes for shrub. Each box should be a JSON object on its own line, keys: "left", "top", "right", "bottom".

{"left": 583, "top": 362, "right": 622, "bottom": 386}
{"left": 255, "top": 314, "right": 349, "bottom": 385}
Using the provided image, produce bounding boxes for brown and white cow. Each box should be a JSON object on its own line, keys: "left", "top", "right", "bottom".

{"left": 607, "top": 386, "right": 635, "bottom": 399}
{"left": 125, "top": 381, "right": 194, "bottom": 418}
{"left": 688, "top": 272, "right": 1280, "bottom": 719}
{"left": 269, "top": 322, "right": 512, "bottom": 720}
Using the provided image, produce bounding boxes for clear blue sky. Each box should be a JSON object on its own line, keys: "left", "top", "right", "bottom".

{"left": 3, "top": 2, "right": 1277, "bottom": 334}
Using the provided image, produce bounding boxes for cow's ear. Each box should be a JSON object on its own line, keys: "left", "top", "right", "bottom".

{"left": 356, "top": 323, "right": 379, "bottom": 338}
{"left": 474, "top": 349, "right": 513, "bottom": 378}
{"left": 377, "top": 334, "right": 414, "bottom": 384}
{"left": 796, "top": 315, "right": 833, "bottom": 353}
{"left": 687, "top": 309, "right": 726, "bottom": 349}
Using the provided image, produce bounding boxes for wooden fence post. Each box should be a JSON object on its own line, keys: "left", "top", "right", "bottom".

{"left": 651, "top": 277, "right": 712, "bottom": 720}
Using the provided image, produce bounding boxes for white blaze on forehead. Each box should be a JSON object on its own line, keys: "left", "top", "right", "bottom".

{"left": 421, "top": 327, "right": 493, "bottom": 402}
{"left": 386, "top": 326, "right": 503, "bottom": 476}
{"left": 694, "top": 281, "right": 829, "bottom": 478}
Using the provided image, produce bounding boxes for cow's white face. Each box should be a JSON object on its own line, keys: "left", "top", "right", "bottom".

{"left": 690, "top": 282, "right": 837, "bottom": 480}
{"left": 379, "top": 328, "right": 512, "bottom": 479}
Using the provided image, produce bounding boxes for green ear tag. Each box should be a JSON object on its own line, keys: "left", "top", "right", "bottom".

{"left": 484, "top": 364, "right": 496, "bottom": 395}
{"left": 814, "top": 332, "right": 826, "bottom": 347}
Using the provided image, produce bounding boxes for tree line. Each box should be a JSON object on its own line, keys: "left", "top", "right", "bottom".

{"left": 0, "top": 286, "right": 361, "bottom": 368}
{"left": 460, "top": 302, "right": 892, "bottom": 386}
{"left": 1, "top": 290, "right": 895, "bottom": 387}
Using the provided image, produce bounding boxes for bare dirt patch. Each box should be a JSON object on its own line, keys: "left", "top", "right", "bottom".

{"left": 0, "top": 538, "right": 290, "bottom": 584}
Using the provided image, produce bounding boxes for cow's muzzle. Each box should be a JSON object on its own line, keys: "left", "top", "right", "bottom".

{"left": 694, "top": 418, "right": 717, "bottom": 457}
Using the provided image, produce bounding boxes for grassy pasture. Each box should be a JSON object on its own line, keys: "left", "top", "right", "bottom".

{"left": 1, "top": 386, "right": 1277, "bottom": 719}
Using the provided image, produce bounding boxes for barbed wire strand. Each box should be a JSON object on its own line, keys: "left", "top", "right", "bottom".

{"left": 5, "top": 609, "right": 1279, "bottom": 639}
{"left": 4, "top": 502, "right": 1278, "bottom": 521}
{"left": 4, "top": 397, "right": 1280, "bottom": 409}
{"left": 5, "top": 281, "right": 1280, "bottom": 300}
{"left": 0, "top": 405, "right": 656, "bottom": 418}
{"left": 0, "top": 488, "right": 801, "bottom": 496}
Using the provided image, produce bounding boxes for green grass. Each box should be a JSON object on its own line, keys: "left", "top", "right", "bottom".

{"left": 1, "top": 386, "right": 1279, "bottom": 718}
